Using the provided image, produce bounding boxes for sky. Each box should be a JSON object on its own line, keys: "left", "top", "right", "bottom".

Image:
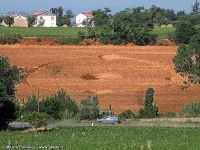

{"left": 0, "top": 0, "right": 196, "bottom": 15}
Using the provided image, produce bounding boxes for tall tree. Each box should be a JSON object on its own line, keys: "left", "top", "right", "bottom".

{"left": 192, "top": 0, "right": 200, "bottom": 14}
{"left": 27, "top": 16, "right": 36, "bottom": 27}
{"left": 173, "top": 33, "right": 200, "bottom": 83}
{"left": 138, "top": 88, "right": 159, "bottom": 118}
{"left": 0, "top": 56, "right": 23, "bottom": 130}
{"left": 175, "top": 20, "right": 197, "bottom": 44}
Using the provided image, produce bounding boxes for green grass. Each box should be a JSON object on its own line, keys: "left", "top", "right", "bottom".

{"left": 0, "top": 27, "right": 88, "bottom": 37}
{"left": 0, "top": 26, "right": 175, "bottom": 39}
{"left": 0, "top": 126, "right": 199, "bottom": 150}
{"left": 152, "top": 27, "right": 175, "bottom": 39}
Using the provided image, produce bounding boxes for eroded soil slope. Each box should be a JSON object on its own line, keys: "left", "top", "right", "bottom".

{"left": 0, "top": 45, "right": 199, "bottom": 114}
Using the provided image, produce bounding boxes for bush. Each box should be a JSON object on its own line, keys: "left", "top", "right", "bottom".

{"left": 119, "top": 110, "right": 138, "bottom": 119}
{"left": 0, "top": 33, "right": 22, "bottom": 44}
{"left": 79, "top": 96, "right": 100, "bottom": 120}
{"left": 162, "top": 112, "right": 177, "bottom": 118}
{"left": 23, "top": 112, "right": 50, "bottom": 131}
{"left": 175, "top": 20, "right": 197, "bottom": 44}
{"left": 56, "top": 37, "right": 80, "bottom": 45}
{"left": 182, "top": 102, "right": 200, "bottom": 117}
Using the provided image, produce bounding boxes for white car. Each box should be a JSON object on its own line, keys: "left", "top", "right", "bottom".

{"left": 97, "top": 115, "right": 121, "bottom": 124}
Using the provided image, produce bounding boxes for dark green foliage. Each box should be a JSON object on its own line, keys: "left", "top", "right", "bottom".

{"left": 192, "top": 0, "right": 200, "bottom": 14}
{"left": 3, "top": 16, "right": 14, "bottom": 27}
{"left": 27, "top": 16, "right": 37, "bottom": 27}
{"left": 175, "top": 20, "right": 197, "bottom": 44}
{"left": 79, "top": 96, "right": 100, "bottom": 120}
{"left": 182, "top": 102, "right": 200, "bottom": 117}
{"left": 112, "top": 7, "right": 157, "bottom": 45}
{"left": 0, "top": 17, "right": 3, "bottom": 23}
{"left": 173, "top": 33, "right": 200, "bottom": 83}
{"left": 0, "top": 98, "right": 17, "bottom": 130}
{"left": 23, "top": 112, "right": 50, "bottom": 130}
{"left": 119, "top": 109, "right": 138, "bottom": 119}
{"left": 0, "top": 32, "right": 22, "bottom": 44}
{"left": 56, "top": 37, "right": 80, "bottom": 45}
{"left": 50, "top": 7, "right": 74, "bottom": 26}
{"left": 162, "top": 112, "right": 177, "bottom": 118}
{"left": 0, "top": 56, "right": 23, "bottom": 130}
{"left": 23, "top": 95, "right": 38, "bottom": 112}
{"left": 39, "top": 90, "right": 78, "bottom": 120}
{"left": 138, "top": 88, "right": 159, "bottom": 118}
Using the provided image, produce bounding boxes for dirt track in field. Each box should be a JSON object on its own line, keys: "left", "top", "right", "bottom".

{"left": 0, "top": 45, "right": 199, "bottom": 114}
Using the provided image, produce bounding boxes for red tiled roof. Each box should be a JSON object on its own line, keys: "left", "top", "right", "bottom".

{"left": 81, "top": 12, "right": 93, "bottom": 18}
{"left": 32, "top": 10, "right": 47, "bottom": 16}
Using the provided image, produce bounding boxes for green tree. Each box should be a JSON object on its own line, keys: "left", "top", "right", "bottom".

{"left": 192, "top": 0, "right": 200, "bottom": 14}
{"left": 0, "top": 56, "right": 23, "bottom": 130}
{"left": 112, "top": 7, "right": 156, "bottom": 45}
{"left": 3, "top": 16, "right": 14, "bottom": 27}
{"left": 138, "top": 88, "right": 159, "bottom": 118}
{"left": 39, "top": 90, "right": 78, "bottom": 120}
{"left": 0, "top": 17, "right": 3, "bottom": 23}
{"left": 23, "top": 112, "right": 50, "bottom": 131}
{"left": 173, "top": 33, "right": 200, "bottom": 83}
{"left": 79, "top": 96, "right": 100, "bottom": 120}
{"left": 27, "top": 16, "right": 37, "bottom": 27}
{"left": 175, "top": 20, "right": 197, "bottom": 44}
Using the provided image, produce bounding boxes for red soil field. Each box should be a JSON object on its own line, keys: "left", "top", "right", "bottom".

{"left": 0, "top": 44, "right": 199, "bottom": 114}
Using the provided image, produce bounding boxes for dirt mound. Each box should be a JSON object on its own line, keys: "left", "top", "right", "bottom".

{"left": 80, "top": 74, "right": 99, "bottom": 80}
{"left": 99, "top": 54, "right": 123, "bottom": 60}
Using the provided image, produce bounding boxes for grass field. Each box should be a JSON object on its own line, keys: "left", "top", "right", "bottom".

{"left": 0, "top": 126, "right": 199, "bottom": 149}
{"left": 0, "top": 26, "right": 175, "bottom": 39}
{"left": 0, "top": 27, "right": 88, "bottom": 37}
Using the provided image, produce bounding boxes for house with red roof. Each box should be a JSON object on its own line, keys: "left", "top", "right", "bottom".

{"left": 75, "top": 12, "right": 94, "bottom": 27}
{"left": 32, "top": 10, "right": 57, "bottom": 27}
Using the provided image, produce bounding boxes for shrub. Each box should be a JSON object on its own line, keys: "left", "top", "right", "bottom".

{"left": 162, "top": 112, "right": 177, "bottom": 118}
{"left": 119, "top": 110, "right": 138, "bottom": 119}
{"left": 79, "top": 96, "right": 100, "bottom": 120}
{"left": 22, "top": 111, "right": 50, "bottom": 131}
{"left": 0, "top": 33, "right": 22, "bottom": 44}
{"left": 182, "top": 102, "right": 200, "bottom": 117}
{"left": 36, "top": 36, "right": 42, "bottom": 42}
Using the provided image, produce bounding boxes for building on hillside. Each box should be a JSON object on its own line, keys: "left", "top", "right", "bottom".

{"left": 12, "top": 14, "right": 28, "bottom": 27}
{"left": 32, "top": 10, "right": 57, "bottom": 27}
{"left": 75, "top": 12, "right": 93, "bottom": 27}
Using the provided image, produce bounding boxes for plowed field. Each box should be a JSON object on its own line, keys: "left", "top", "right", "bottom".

{"left": 0, "top": 45, "right": 199, "bottom": 114}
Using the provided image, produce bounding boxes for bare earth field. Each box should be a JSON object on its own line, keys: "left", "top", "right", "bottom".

{"left": 0, "top": 45, "right": 199, "bottom": 114}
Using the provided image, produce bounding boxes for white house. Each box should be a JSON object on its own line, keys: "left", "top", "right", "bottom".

{"left": 75, "top": 12, "right": 93, "bottom": 27}
{"left": 12, "top": 14, "right": 28, "bottom": 27}
{"left": 32, "top": 10, "right": 57, "bottom": 27}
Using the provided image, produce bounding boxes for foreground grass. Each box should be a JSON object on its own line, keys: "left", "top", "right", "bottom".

{"left": 0, "top": 26, "right": 175, "bottom": 39}
{"left": 1, "top": 126, "right": 199, "bottom": 150}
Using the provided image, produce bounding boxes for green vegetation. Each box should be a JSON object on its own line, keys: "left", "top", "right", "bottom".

{"left": 0, "top": 56, "right": 23, "bottom": 130}
{"left": 182, "top": 102, "right": 200, "bottom": 117}
{"left": 1, "top": 126, "right": 200, "bottom": 149}
{"left": 0, "top": 27, "right": 88, "bottom": 37}
{"left": 152, "top": 27, "right": 175, "bottom": 39}
{"left": 173, "top": 32, "right": 200, "bottom": 83}
{"left": 0, "top": 32, "right": 22, "bottom": 44}
{"left": 22, "top": 112, "right": 50, "bottom": 131}
{"left": 0, "top": 26, "right": 174, "bottom": 40}
{"left": 138, "top": 88, "right": 159, "bottom": 118}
